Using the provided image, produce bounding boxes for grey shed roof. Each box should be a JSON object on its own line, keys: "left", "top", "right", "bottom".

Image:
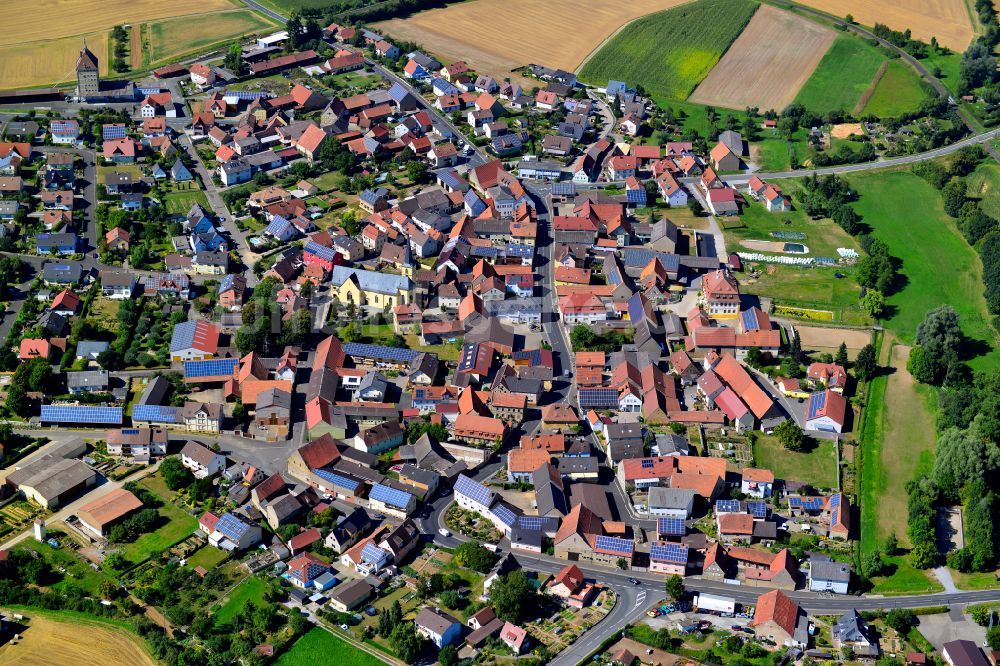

{"left": 810, "top": 558, "right": 851, "bottom": 583}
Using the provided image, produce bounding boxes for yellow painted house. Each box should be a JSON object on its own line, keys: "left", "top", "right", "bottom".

{"left": 330, "top": 266, "right": 413, "bottom": 310}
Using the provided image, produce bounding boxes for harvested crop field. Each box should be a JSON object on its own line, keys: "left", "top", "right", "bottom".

{"left": 377, "top": 0, "right": 692, "bottom": 84}
{"left": 148, "top": 10, "right": 278, "bottom": 64}
{"left": 0, "top": 0, "right": 237, "bottom": 88}
{"left": 796, "top": 0, "right": 973, "bottom": 51}
{"left": 579, "top": 0, "right": 760, "bottom": 101}
{"left": 689, "top": 5, "right": 834, "bottom": 110}
{"left": 0, "top": 612, "right": 155, "bottom": 666}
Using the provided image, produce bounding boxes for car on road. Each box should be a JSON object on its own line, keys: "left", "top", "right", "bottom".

{"left": 629, "top": 577, "right": 639, "bottom": 585}
{"left": 438, "top": 528, "right": 451, "bottom": 538}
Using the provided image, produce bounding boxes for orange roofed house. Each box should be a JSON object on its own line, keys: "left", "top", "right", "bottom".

{"left": 617, "top": 455, "right": 726, "bottom": 500}
{"left": 754, "top": 589, "right": 808, "bottom": 647}
{"left": 703, "top": 543, "right": 799, "bottom": 590}
{"left": 702, "top": 269, "right": 740, "bottom": 318}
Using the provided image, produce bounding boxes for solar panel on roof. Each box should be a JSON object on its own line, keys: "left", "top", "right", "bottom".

{"left": 224, "top": 90, "right": 271, "bottom": 100}
{"left": 807, "top": 391, "right": 827, "bottom": 419}
{"left": 715, "top": 500, "right": 742, "bottom": 513}
{"left": 40, "top": 405, "right": 123, "bottom": 424}
{"left": 517, "top": 516, "right": 543, "bottom": 531}
{"left": 369, "top": 483, "right": 412, "bottom": 509}
{"left": 313, "top": 468, "right": 360, "bottom": 492}
{"left": 578, "top": 388, "right": 618, "bottom": 408}
{"left": 829, "top": 494, "right": 841, "bottom": 507}
{"left": 343, "top": 342, "right": 419, "bottom": 364}
{"left": 641, "top": 459, "right": 654, "bottom": 469}
{"left": 650, "top": 542, "right": 688, "bottom": 563}
{"left": 657, "top": 517, "right": 686, "bottom": 536}
{"left": 594, "top": 535, "right": 634, "bottom": 555}
{"left": 304, "top": 241, "right": 336, "bottom": 262}
{"left": 361, "top": 542, "right": 387, "bottom": 563}
{"left": 455, "top": 474, "right": 493, "bottom": 506}
{"left": 491, "top": 502, "right": 518, "bottom": 526}
{"left": 184, "top": 358, "right": 239, "bottom": 379}
{"left": 741, "top": 309, "right": 758, "bottom": 331}
{"left": 132, "top": 404, "right": 179, "bottom": 423}
{"left": 747, "top": 501, "right": 768, "bottom": 518}
{"left": 831, "top": 509, "right": 839, "bottom": 525}
{"left": 102, "top": 125, "right": 126, "bottom": 140}
{"left": 215, "top": 513, "right": 249, "bottom": 540}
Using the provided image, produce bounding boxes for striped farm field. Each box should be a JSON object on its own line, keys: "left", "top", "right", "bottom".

{"left": 0, "top": 0, "right": 240, "bottom": 88}
{"left": 579, "top": 0, "right": 760, "bottom": 101}
{"left": 377, "top": 0, "right": 693, "bottom": 85}
{"left": 794, "top": 35, "right": 886, "bottom": 114}
{"left": 860, "top": 60, "right": 929, "bottom": 117}
{"left": 689, "top": 5, "right": 835, "bottom": 111}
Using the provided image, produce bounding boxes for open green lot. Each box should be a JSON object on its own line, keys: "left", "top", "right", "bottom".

{"left": 187, "top": 546, "right": 229, "bottom": 570}
{"left": 276, "top": 627, "right": 387, "bottom": 666}
{"left": 121, "top": 500, "right": 198, "bottom": 565}
{"left": 15, "top": 539, "right": 114, "bottom": 595}
{"left": 149, "top": 10, "right": 278, "bottom": 64}
{"left": 214, "top": 575, "right": 269, "bottom": 625}
{"left": 753, "top": 434, "right": 838, "bottom": 489}
{"left": 965, "top": 162, "right": 1000, "bottom": 221}
{"left": 794, "top": 35, "right": 884, "bottom": 114}
{"left": 163, "top": 189, "right": 209, "bottom": 215}
{"left": 922, "top": 50, "right": 963, "bottom": 96}
{"left": 740, "top": 265, "right": 869, "bottom": 326}
{"left": 848, "top": 169, "right": 1000, "bottom": 371}
{"left": 578, "top": 0, "right": 759, "bottom": 101}
{"left": 861, "top": 60, "right": 928, "bottom": 118}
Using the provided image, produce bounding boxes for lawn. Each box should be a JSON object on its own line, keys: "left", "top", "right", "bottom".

{"left": 869, "top": 555, "right": 942, "bottom": 595}
{"left": 163, "top": 189, "right": 210, "bottom": 215}
{"left": 214, "top": 575, "right": 269, "bottom": 625}
{"left": 740, "top": 265, "right": 870, "bottom": 326}
{"left": 848, "top": 169, "right": 1000, "bottom": 372}
{"left": 148, "top": 10, "right": 278, "bottom": 64}
{"left": 121, "top": 500, "right": 198, "bottom": 564}
{"left": 754, "top": 137, "right": 799, "bottom": 172}
{"left": 965, "top": 162, "right": 1000, "bottom": 221}
{"left": 752, "top": 434, "right": 838, "bottom": 490}
{"left": 15, "top": 539, "right": 114, "bottom": 595}
{"left": 922, "top": 49, "right": 963, "bottom": 96}
{"left": 724, "top": 186, "right": 861, "bottom": 257}
{"left": 187, "top": 546, "right": 229, "bottom": 570}
{"left": 578, "top": 0, "right": 759, "bottom": 101}
{"left": 276, "top": 627, "right": 387, "bottom": 666}
{"left": 794, "top": 35, "right": 885, "bottom": 114}
{"left": 861, "top": 60, "right": 929, "bottom": 118}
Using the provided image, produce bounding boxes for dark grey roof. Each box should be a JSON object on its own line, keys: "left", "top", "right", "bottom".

{"left": 532, "top": 464, "right": 567, "bottom": 516}
{"left": 811, "top": 558, "right": 851, "bottom": 583}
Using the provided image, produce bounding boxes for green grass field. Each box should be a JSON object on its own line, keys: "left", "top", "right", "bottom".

{"left": 276, "top": 628, "right": 386, "bottom": 666}
{"left": 741, "top": 266, "right": 869, "bottom": 326}
{"left": 753, "top": 434, "right": 839, "bottom": 489}
{"left": 121, "top": 501, "right": 198, "bottom": 565}
{"left": 966, "top": 162, "right": 1000, "bottom": 221}
{"left": 163, "top": 190, "right": 210, "bottom": 215}
{"left": 15, "top": 539, "right": 114, "bottom": 595}
{"left": 578, "top": 0, "right": 759, "bottom": 101}
{"left": 149, "top": 10, "right": 277, "bottom": 64}
{"left": 848, "top": 169, "right": 1000, "bottom": 371}
{"left": 214, "top": 576, "right": 269, "bottom": 625}
{"left": 794, "top": 35, "right": 885, "bottom": 114}
{"left": 862, "top": 60, "right": 929, "bottom": 118}
{"left": 187, "top": 546, "right": 229, "bottom": 570}
{"left": 922, "top": 50, "right": 963, "bottom": 96}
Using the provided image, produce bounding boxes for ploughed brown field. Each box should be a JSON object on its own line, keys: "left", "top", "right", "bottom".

{"left": 796, "top": 0, "right": 973, "bottom": 51}
{"left": 0, "top": 613, "right": 156, "bottom": 666}
{"left": 689, "top": 5, "right": 835, "bottom": 110}
{"left": 376, "top": 0, "right": 692, "bottom": 83}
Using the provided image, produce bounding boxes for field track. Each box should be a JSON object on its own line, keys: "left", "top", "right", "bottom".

{"left": 795, "top": 0, "right": 974, "bottom": 51}
{"left": 688, "top": 5, "right": 835, "bottom": 110}
{"left": 0, "top": 613, "right": 155, "bottom": 666}
{"left": 376, "top": 0, "right": 691, "bottom": 82}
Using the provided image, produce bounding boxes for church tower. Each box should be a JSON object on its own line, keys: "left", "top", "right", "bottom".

{"left": 76, "top": 41, "right": 100, "bottom": 97}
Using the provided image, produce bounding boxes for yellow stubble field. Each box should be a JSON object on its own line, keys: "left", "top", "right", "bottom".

{"left": 376, "top": 0, "right": 693, "bottom": 82}
{"left": 797, "top": 0, "right": 974, "bottom": 51}
{"left": 0, "top": 0, "right": 238, "bottom": 88}
{"left": 0, "top": 613, "right": 156, "bottom": 666}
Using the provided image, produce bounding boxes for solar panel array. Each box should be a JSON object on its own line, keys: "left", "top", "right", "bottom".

{"left": 594, "top": 535, "right": 634, "bottom": 555}
{"left": 747, "top": 501, "right": 768, "bottom": 519}
{"left": 184, "top": 358, "right": 239, "bottom": 379}
{"left": 578, "top": 388, "right": 618, "bottom": 408}
{"left": 505, "top": 243, "right": 534, "bottom": 258}
{"left": 515, "top": 515, "right": 558, "bottom": 533}
{"left": 657, "top": 517, "right": 686, "bottom": 536}
{"left": 303, "top": 241, "right": 336, "bottom": 262}
{"left": 40, "top": 405, "right": 122, "bottom": 424}
{"left": 740, "top": 308, "right": 759, "bottom": 332}
{"left": 132, "top": 404, "right": 180, "bottom": 424}
{"left": 650, "top": 542, "right": 689, "bottom": 564}
{"left": 224, "top": 90, "right": 271, "bottom": 100}
{"left": 807, "top": 391, "right": 827, "bottom": 419}
{"left": 344, "top": 342, "right": 419, "bottom": 364}
{"left": 715, "top": 499, "right": 742, "bottom": 513}
{"left": 361, "top": 542, "right": 388, "bottom": 564}
{"left": 491, "top": 502, "right": 518, "bottom": 526}
{"left": 829, "top": 493, "right": 841, "bottom": 507}
{"left": 455, "top": 474, "right": 493, "bottom": 506}
{"left": 789, "top": 497, "right": 824, "bottom": 511}
{"left": 102, "top": 124, "right": 126, "bottom": 140}
{"left": 313, "top": 468, "right": 360, "bottom": 492}
{"left": 369, "top": 483, "right": 412, "bottom": 509}
{"left": 215, "top": 513, "right": 249, "bottom": 540}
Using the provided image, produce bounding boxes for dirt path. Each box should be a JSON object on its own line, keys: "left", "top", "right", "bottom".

{"left": 852, "top": 61, "right": 888, "bottom": 115}
{"left": 130, "top": 24, "right": 142, "bottom": 70}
